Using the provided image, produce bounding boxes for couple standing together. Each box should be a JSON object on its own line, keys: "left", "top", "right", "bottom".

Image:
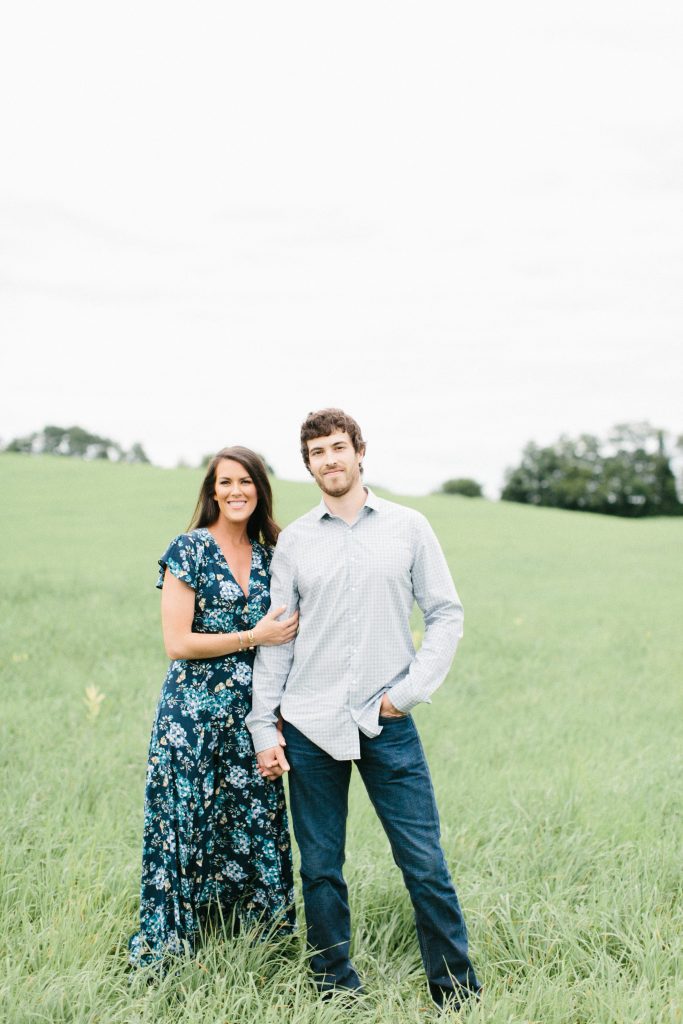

{"left": 129, "top": 408, "right": 481, "bottom": 1010}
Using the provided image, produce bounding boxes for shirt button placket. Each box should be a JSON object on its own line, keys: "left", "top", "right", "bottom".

{"left": 349, "top": 529, "right": 359, "bottom": 678}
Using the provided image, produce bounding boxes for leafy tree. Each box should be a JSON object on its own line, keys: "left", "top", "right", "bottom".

{"left": 441, "top": 478, "right": 483, "bottom": 498}
{"left": 502, "top": 422, "right": 683, "bottom": 517}
{"left": 3, "top": 426, "right": 150, "bottom": 464}
{"left": 5, "top": 432, "right": 37, "bottom": 453}
{"left": 124, "top": 442, "right": 151, "bottom": 464}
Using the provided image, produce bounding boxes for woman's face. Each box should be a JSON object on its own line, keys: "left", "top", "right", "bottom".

{"left": 213, "top": 458, "right": 258, "bottom": 527}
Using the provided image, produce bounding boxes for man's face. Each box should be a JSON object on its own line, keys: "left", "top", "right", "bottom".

{"left": 306, "top": 430, "right": 364, "bottom": 498}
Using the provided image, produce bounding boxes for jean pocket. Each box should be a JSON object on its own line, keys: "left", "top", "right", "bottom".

{"left": 378, "top": 713, "right": 409, "bottom": 724}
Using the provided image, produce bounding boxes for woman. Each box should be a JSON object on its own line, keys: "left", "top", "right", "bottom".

{"left": 129, "top": 447, "right": 298, "bottom": 968}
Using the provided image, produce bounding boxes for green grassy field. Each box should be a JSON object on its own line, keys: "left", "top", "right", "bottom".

{"left": 1, "top": 453, "right": 681, "bottom": 1024}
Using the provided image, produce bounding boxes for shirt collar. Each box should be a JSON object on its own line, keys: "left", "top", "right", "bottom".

{"left": 315, "top": 486, "right": 381, "bottom": 520}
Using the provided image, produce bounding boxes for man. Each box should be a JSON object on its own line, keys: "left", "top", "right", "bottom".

{"left": 246, "top": 408, "right": 481, "bottom": 1009}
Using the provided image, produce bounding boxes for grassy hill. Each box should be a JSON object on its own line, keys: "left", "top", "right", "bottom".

{"left": 1, "top": 454, "right": 681, "bottom": 1023}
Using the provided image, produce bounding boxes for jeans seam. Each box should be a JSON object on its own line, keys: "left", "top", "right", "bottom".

{"left": 415, "top": 915, "right": 432, "bottom": 979}
{"left": 415, "top": 730, "right": 442, "bottom": 835}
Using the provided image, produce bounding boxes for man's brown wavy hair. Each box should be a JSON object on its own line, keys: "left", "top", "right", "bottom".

{"left": 300, "top": 408, "right": 366, "bottom": 474}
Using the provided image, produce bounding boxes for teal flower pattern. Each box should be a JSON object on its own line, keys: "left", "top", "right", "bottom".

{"left": 129, "top": 529, "right": 295, "bottom": 968}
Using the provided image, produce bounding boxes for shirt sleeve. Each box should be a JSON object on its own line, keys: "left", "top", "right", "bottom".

{"left": 246, "top": 531, "right": 299, "bottom": 753}
{"left": 386, "top": 514, "right": 463, "bottom": 712}
{"left": 156, "top": 533, "right": 200, "bottom": 591}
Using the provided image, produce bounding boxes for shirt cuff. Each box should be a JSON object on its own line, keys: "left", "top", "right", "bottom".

{"left": 250, "top": 725, "right": 281, "bottom": 755}
{"left": 386, "top": 684, "right": 431, "bottom": 714}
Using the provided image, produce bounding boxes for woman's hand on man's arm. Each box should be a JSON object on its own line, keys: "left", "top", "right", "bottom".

{"left": 161, "top": 572, "right": 298, "bottom": 660}
{"left": 252, "top": 606, "right": 298, "bottom": 646}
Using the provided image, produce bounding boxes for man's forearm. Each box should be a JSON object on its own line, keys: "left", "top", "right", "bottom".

{"left": 389, "top": 514, "right": 464, "bottom": 712}
{"left": 387, "top": 598, "right": 463, "bottom": 711}
{"left": 246, "top": 644, "right": 293, "bottom": 753}
{"left": 247, "top": 535, "right": 298, "bottom": 752}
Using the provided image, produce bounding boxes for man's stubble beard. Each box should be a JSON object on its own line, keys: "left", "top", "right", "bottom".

{"left": 319, "top": 477, "right": 352, "bottom": 497}
{"left": 316, "top": 466, "right": 361, "bottom": 498}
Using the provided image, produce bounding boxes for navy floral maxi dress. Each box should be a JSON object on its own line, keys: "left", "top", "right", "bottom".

{"left": 129, "top": 529, "right": 295, "bottom": 967}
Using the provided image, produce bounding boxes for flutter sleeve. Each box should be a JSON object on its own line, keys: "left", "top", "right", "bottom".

{"left": 156, "top": 533, "right": 200, "bottom": 591}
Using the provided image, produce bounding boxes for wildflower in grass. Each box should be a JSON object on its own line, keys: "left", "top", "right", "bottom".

{"left": 83, "top": 684, "right": 106, "bottom": 721}
{"left": 12, "top": 652, "right": 29, "bottom": 663}
{"left": 412, "top": 628, "right": 423, "bottom": 649}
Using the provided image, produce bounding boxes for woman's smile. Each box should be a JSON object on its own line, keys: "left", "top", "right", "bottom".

{"left": 213, "top": 458, "right": 259, "bottom": 521}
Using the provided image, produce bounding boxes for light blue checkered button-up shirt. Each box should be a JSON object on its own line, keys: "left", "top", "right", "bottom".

{"left": 247, "top": 489, "right": 464, "bottom": 761}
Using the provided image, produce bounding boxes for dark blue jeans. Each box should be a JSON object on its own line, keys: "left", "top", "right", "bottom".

{"left": 281, "top": 716, "right": 481, "bottom": 1006}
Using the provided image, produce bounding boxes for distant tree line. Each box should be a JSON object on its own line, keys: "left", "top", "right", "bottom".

{"left": 440, "top": 421, "right": 682, "bottom": 518}
{"left": 4, "top": 428, "right": 277, "bottom": 474}
{"left": 501, "top": 422, "right": 682, "bottom": 517}
{"left": 6, "top": 421, "right": 681, "bottom": 519}
{"left": 3, "top": 425, "right": 150, "bottom": 464}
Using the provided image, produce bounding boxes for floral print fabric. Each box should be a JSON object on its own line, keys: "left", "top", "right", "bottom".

{"left": 129, "top": 529, "right": 295, "bottom": 967}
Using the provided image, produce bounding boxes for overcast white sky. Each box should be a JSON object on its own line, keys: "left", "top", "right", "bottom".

{"left": 1, "top": 1, "right": 682, "bottom": 495}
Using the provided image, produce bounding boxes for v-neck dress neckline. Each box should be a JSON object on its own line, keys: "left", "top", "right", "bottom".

{"left": 201, "top": 527, "right": 255, "bottom": 599}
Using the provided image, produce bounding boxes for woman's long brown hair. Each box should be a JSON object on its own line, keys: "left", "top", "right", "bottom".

{"left": 188, "top": 446, "right": 280, "bottom": 547}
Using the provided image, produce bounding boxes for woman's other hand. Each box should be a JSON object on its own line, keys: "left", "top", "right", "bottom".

{"left": 253, "top": 606, "right": 299, "bottom": 646}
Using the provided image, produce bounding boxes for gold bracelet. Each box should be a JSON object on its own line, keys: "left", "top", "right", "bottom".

{"left": 238, "top": 632, "right": 245, "bottom": 650}
{"left": 247, "top": 629, "right": 256, "bottom": 649}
